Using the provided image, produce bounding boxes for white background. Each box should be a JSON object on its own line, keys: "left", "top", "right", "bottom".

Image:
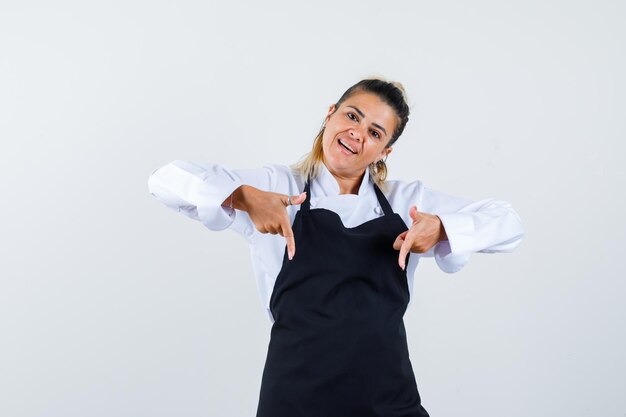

{"left": 1, "top": 1, "right": 624, "bottom": 416}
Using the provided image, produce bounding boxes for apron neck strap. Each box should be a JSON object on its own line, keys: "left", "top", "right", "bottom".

{"left": 372, "top": 182, "right": 394, "bottom": 216}
{"left": 301, "top": 176, "right": 312, "bottom": 212}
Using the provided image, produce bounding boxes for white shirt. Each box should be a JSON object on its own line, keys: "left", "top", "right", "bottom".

{"left": 147, "top": 160, "right": 524, "bottom": 323}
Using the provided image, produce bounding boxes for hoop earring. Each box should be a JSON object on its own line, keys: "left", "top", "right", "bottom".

{"left": 369, "top": 159, "right": 385, "bottom": 174}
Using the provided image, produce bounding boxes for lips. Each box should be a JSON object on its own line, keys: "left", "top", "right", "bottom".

{"left": 338, "top": 138, "right": 357, "bottom": 154}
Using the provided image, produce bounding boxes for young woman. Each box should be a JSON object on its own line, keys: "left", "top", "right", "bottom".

{"left": 148, "top": 78, "right": 524, "bottom": 417}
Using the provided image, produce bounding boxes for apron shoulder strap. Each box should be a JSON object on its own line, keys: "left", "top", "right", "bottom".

{"left": 372, "top": 182, "right": 394, "bottom": 216}
{"left": 301, "top": 176, "right": 312, "bottom": 212}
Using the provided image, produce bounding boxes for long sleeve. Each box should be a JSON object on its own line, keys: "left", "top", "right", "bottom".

{"left": 147, "top": 160, "right": 286, "bottom": 239}
{"left": 418, "top": 186, "right": 525, "bottom": 273}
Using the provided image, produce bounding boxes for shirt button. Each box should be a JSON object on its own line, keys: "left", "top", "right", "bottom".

{"left": 374, "top": 207, "right": 383, "bottom": 215}
{"left": 310, "top": 199, "right": 317, "bottom": 207}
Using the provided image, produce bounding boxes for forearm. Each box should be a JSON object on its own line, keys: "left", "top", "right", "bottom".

{"left": 413, "top": 185, "right": 524, "bottom": 272}
{"left": 149, "top": 160, "right": 270, "bottom": 231}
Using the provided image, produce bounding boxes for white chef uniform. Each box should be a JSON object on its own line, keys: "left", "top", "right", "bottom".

{"left": 147, "top": 160, "right": 524, "bottom": 323}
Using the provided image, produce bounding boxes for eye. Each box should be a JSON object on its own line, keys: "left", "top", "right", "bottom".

{"left": 347, "top": 112, "right": 358, "bottom": 121}
{"left": 370, "top": 130, "right": 381, "bottom": 139}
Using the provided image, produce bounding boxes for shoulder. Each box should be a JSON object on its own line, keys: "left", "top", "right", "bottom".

{"left": 263, "top": 163, "right": 297, "bottom": 178}
{"left": 382, "top": 177, "right": 425, "bottom": 202}
{"left": 261, "top": 163, "right": 304, "bottom": 193}
{"left": 382, "top": 177, "right": 473, "bottom": 213}
{"left": 377, "top": 178, "right": 424, "bottom": 219}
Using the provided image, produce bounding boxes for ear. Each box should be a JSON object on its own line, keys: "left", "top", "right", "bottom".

{"left": 325, "top": 104, "right": 336, "bottom": 123}
{"left": 378, "top": 146, "right": 392, "bottom": 161}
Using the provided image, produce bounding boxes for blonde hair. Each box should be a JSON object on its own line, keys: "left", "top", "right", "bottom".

{"left": 291, "top": 77, "right": 410, "bottom": 189}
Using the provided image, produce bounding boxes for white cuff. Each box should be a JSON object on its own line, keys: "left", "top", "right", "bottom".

{"left": 153, "top": 161, "right": 243, "bottom": 231}
{"left": 196, "top": 180, "right": 242, "bottom": 231}
{"left": 434, "top": 212, "right": 475, "bottom": 273}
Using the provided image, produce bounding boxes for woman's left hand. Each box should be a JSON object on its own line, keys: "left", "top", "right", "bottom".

{"left": 393, "top": 206, "right": 448, "bottom": 270}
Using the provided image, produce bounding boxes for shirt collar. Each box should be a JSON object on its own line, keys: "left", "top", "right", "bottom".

{"left": 313, "top": 161, "right": 372, "bottom": 197}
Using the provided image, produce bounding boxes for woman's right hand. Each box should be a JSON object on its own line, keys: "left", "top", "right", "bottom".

{"left": 225, "top": 185, "right": 307, "bottom": 260}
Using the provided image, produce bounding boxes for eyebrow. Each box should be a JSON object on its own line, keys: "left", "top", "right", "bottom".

{"left": 347, "top": 105, "right": 388, "bottom": 137}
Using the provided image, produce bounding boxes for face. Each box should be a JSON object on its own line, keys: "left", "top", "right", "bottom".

{"left": 322, "top": 91, "right": 398, "bottom": 179}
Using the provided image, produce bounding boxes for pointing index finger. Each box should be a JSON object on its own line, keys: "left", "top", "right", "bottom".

{"left": 398, "top": 234, "right": 413, "bottom": 270}
{"left": 280, "top": 219, "right": 296, "bottom": 260}
{"left": 285, "top": 235, "right": 295, "bottom": 260}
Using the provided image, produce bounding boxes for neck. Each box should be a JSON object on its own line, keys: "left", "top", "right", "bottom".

{"left": 325, "top": 165, "right": 366, "bottom": 195}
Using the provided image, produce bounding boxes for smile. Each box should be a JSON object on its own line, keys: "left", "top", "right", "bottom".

{"left": 338, "top": 138, "right": 357, "bottom": 154}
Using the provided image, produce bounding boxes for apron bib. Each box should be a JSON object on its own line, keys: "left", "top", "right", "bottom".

{"left": 256, "top": 178, "right": 430, "bottom": 417}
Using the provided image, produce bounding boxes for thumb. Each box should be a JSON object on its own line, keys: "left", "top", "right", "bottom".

{"left": 291, "top": 192, "right": 307, "bottom": 205}
{"left": 409, "top": 205, "right": 420, "bottom": 221}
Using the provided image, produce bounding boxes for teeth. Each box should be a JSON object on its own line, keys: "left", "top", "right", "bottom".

{"left": 338, "top": 139, "right": 356, "bottom": 154}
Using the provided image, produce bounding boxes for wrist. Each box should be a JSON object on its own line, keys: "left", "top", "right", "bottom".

{"left": 436, "top": 215, "right": 448, "bottom": 242}
{"left": 231, "top": 185, "right": 254, "bottom": 212}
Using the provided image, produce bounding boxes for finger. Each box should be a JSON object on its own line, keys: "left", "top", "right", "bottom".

{"left": 291, "top": 192, "right": 306, "bottom": 205}
{"left": 282, "top": 192, "right": 307, "bottom": 207}
{"left": 284, "top": 234, "right": 296, "bottom": 260}
{"left": 409, "top": 205, "right": 420, "bottom": 222}
{"left": 398, "top": 235, "right": 413, "bottom": 270}
{"left": 393, "top": 236, "right": 404, "bottom": 251}
{"left": 264, "top": 222, "right": 280, "bottom": 234}
{"left": 279, "top": 220, "right": 296, "bottom": 260}
{"left": 291, "top": 192, "right": 306, "bottom": 204}
{"left": 393, "top": 231, "right": 408, "bottom": 250}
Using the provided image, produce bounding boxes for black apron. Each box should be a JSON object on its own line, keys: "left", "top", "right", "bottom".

{"left": 256, "top": 177, "right": 430, "bottom": 417}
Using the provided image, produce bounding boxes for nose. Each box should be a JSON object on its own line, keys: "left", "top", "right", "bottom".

{"left": 348, "top": 127, "right": 364, "bottom": 142}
